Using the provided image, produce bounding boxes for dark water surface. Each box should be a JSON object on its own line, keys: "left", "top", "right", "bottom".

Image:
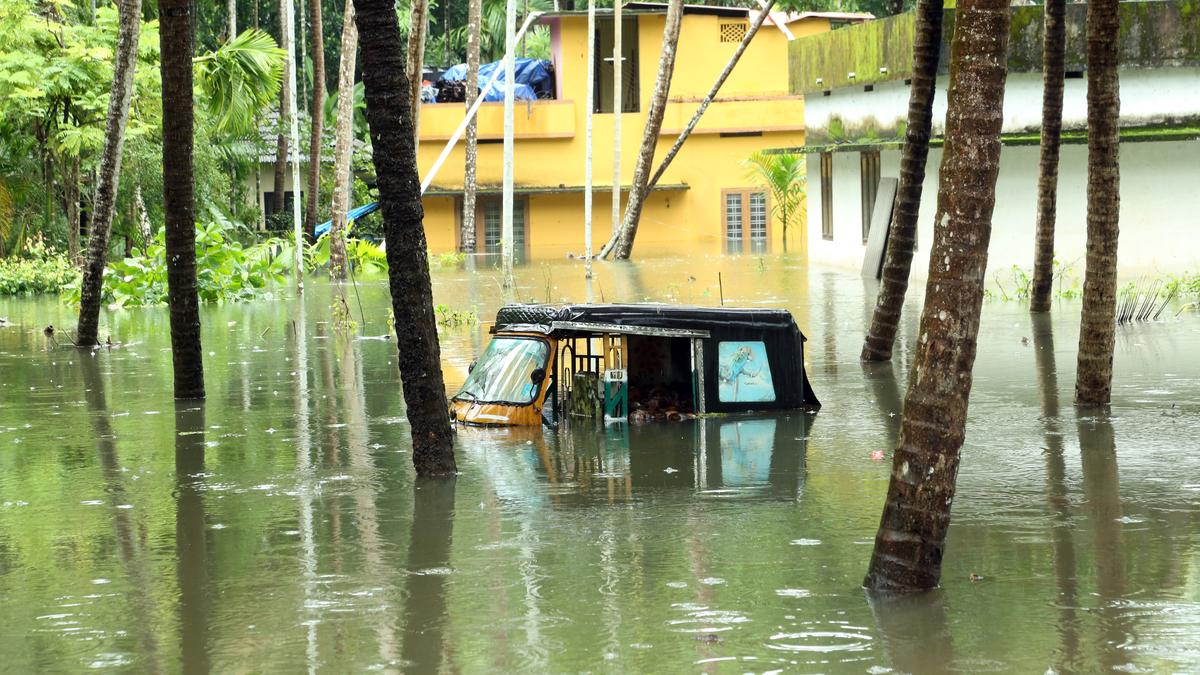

{"left": 1, "top": 254, "right": 1199, "bottom": 672}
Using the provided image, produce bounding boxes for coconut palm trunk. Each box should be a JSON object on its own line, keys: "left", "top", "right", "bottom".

{"left": 77, "top": 0, "right": 143, "bottom": 348}
{"left": 303, "top": 0, "right": 325, "bottom": 241}
{"left": 159, "top": 0, "right": 205, "bottom": 400}
{"left": 860, "top": 0, "right": 944, "bottom": 362}
{"left": 407, "top": 0, "right": 429, "bottom": 147}
{"left": 647, "top": 0, "right": 775, "bottom": 190}
{"left": 352, "top": 0, "right": 455, "bottom": 476}
{"left": 328, "top": 0, "right": 358, "bottom": 281}
{"left": 272, "top": 0, "right": 293, "bottom": 225}
{"left": 1075, "top": 0, "right": 1121, "bottom": 405}
{"left": 227, "top": 0, "right": 236, "bottom": 36}
{"left": 1029, "top": 0, "right": 1066, "bottom": 313}
{"left": 863, "top": 0, "right": 1010, "bottom": 593}
{"left": 603, "top": 0, "right": 683, "bottom": 260}
{"left": 460, "top": 0, "right": 481, "bottom": 253}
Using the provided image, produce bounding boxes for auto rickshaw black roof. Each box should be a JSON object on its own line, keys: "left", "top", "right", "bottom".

{"left": 492, "top": 303, "right": 811, "bottom": 339}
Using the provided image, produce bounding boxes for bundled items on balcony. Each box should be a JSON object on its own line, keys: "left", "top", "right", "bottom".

{"left": 435, "top": 58, "right": 556, "bottom": 104}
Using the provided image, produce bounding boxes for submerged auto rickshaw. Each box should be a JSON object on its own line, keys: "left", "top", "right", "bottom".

{"left": 449, "top": 304, "right": 820, "bottom": 426}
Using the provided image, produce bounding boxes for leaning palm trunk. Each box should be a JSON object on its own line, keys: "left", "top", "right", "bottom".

{"left": 77, "top": 0, "right": 143, "bottom": 347}
{"left": 647, "top": 0, "right": 775, "bottom": 190}
{"left": 601, "top": 0, "right": 683, "bottom": 260}
{"left": 860, "top": 0, "right": 944, "bottom": 362}
{"left": 352, "top": 0, "right": 456, "bottom": 476}
{"left": 863, "top": 0, "right": 1010, "bottom": 593}
{"left": 303, "top": 0, "right": 326, "bottom": 241}
{"left": 1029, "top": 0, "right": 1066, "bottom": 312}
{"left": 407, "top": 0, "right": 429, "bottom": 147}
{"left": 328, "top": 0, "right": 358, "bottom": 281}
{"left": 160, "top": 0, "right": 205, "bottom": 400}
{"left": 460, "top": 0, "right": 481, "bottom": 252}
{"left": 1075, "top": 0, "right": 1121, "bottom": 405}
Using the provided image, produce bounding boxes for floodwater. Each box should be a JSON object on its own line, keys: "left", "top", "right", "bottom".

{"left": 1, "top": 253, "right": 1199, "bottom": 672}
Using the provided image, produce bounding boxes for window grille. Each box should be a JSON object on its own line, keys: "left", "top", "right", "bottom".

{"left": 720, "top": 22, "right": 747, "bottom": 43}
{"left": 750, "top": 192, "right": 768, "bottom": 253}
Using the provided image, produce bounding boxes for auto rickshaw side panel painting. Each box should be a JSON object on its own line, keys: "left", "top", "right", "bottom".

{"left": 449, "top": 304, "right": 819, "bottom": 427}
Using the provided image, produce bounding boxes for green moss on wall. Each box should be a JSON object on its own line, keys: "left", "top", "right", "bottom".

{"left": 790, "top": 1, "right": 1200, "bottom": 95}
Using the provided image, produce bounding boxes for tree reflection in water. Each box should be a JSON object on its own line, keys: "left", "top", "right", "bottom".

{"left": 1031, "top": 314, "right": 1081, "bottom": 672}
{"left": 79, "top": 354, "right": 162, "bottom": 670}
{"left": 400, "top": 479, "right": 457, "bottom": 672}
{"left": 173, "top": 401, "right": 209, "bottom": 675}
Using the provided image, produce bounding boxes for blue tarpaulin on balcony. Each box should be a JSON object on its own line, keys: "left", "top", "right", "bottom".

{"left": 438, "top": 58, "right": 553, "bottom": 102}
{"left": 314, "top": 202, "right": 380, "bottom": 238}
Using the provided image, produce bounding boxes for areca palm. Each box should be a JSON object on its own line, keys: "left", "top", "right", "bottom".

{"left": 744, "top": 151, "right": 806, "bottom": 252}
{"left": 194, "top": 28, "right": 285, "bottom": 136}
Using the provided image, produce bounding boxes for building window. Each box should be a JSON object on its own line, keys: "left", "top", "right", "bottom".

{"left": 479, "top": 197, "right": 528, "bottom": 254}
{"left": 860, "top": 150, "right": 880, "bottom": 244}
{"left": 720, "top": 22, "right": 747, "bottom": 43}
{"left": 263, "top": 190, "right": 304, "bottom": 230}
{"left": 820, "top": 152, "right": 833, "bottom": 241}
{"left": 595, "top": 17, "right": 639, "bottom": 114}
{"left": 723, "top": 189, "right": 769, "bottom": 254}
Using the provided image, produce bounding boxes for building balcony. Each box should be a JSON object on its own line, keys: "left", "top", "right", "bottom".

{"left": 659, "top": 95, "right": 805, "bottom": 136}
{"left": 418, "top": 99, "right": 578, "bottom": 142}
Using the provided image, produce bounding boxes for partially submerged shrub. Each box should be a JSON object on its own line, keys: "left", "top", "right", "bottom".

{"left": 0, "top": 238, "right": 78, "bottom": 296}
{"left": 63, "top": 222, "right": 290, "bottom": 307}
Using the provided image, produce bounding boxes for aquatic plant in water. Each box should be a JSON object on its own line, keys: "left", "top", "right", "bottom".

{"left": 62, "top": 222, "right": 291, "bottom": 307}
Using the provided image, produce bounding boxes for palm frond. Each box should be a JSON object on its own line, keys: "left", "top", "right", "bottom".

{"left": 194, "top": 28, "right": 286, "bottom": 136}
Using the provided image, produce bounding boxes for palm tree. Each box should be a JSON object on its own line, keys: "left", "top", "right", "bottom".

{"left": 76, "top": 0, "right": 143, "bottom": 348}
{"left": 648, "top": 0, "right": 776, "bottom": 190}
{"left": 863, "top": 0, "right": 1011, "bottom": 593}
{"left": 460, "top": 0, "right": 482, "bottom": 253}
{"left": 351, "top": 0, "right": 456, "bottom": 476}
{"left": 304, "top": 0, "right": 326, "bottom": 241}
{"left": 328, "top": 0, "right": 358, "bottom": 281}
{"left": 272, "top": 0, "right": 294, "bottom": 228}
{"left": 160, "top": 0, "right": 206, "bottom": 400}
{"left": 193, "top": 29, "right": 285, "bottom": 135}
{"left": 860, "top": 0, "right": 944, "bottom": 362}
{"left": 603, "top": 0, "right": 683, "bottom": 260}
{"left": 227, "top": 0, "right": 236, "bottom": 37}
{"left": 407, "top": 0, "right": 430, "bottom": 146}
{"left": 1030, "top": 0, "right": 1066, "bottom": 313}
{"left": 1075, "top": 0, "right": 1121, "bottom": 405}
{"left": 744, "top": 151, "right": 805, "bottom": 252}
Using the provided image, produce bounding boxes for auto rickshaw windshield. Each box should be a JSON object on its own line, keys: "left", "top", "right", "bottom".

{"left": 454, "top": 337, "right": 550, "bottom": 404}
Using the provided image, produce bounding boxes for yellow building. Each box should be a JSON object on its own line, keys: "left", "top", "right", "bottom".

{"left": 414, "top": 3, "right": 870, "bottom": 258}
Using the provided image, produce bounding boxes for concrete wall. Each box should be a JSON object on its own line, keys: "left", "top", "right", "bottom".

{"left": 806, "top": 139, "right": 1200, "bottom": 277}
{"left": 802, "top": 67, "right": 1200, "bottom": 145}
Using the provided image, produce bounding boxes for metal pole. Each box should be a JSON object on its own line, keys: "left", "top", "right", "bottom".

{"left": 611, "top": 0, "right": 623, "bottom": 236}
{"left": 584, "top": 0, "right": 595, "bottom": 279}
{"left": 502, "top": 0, "right": 517, "bottom": 289}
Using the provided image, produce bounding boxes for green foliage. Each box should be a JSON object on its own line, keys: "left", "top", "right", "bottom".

{"left": 63, "top": 221, "right": 290, "bottom": 308}
{"left": 194, "top": 28, "right": 285, "bottom": 136}
{"left": 309, "top": 221, "right": 389, "bottom": 274}
{"left": 744, "top": 151, "right": 807, "bottom": 249}
{"left": 434, "top": 304, "right": 479, "bottom": 327}
{"left": 984, "top": 259, "right": 1083, "bottom": 302}
{"left": 0, "top": 236, "right": 77, "bottom": 296}
{"left": 429, "top": 251, "right": 466, "bottom": 268}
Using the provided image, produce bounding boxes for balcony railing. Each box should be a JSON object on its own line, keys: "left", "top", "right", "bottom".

{"left": 419, "top": 99, "right": 577, "bottom": 142}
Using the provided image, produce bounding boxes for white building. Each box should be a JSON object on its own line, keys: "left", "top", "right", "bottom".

{"left": 786, "top": 1, "right": 1200, "bottom": 278}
